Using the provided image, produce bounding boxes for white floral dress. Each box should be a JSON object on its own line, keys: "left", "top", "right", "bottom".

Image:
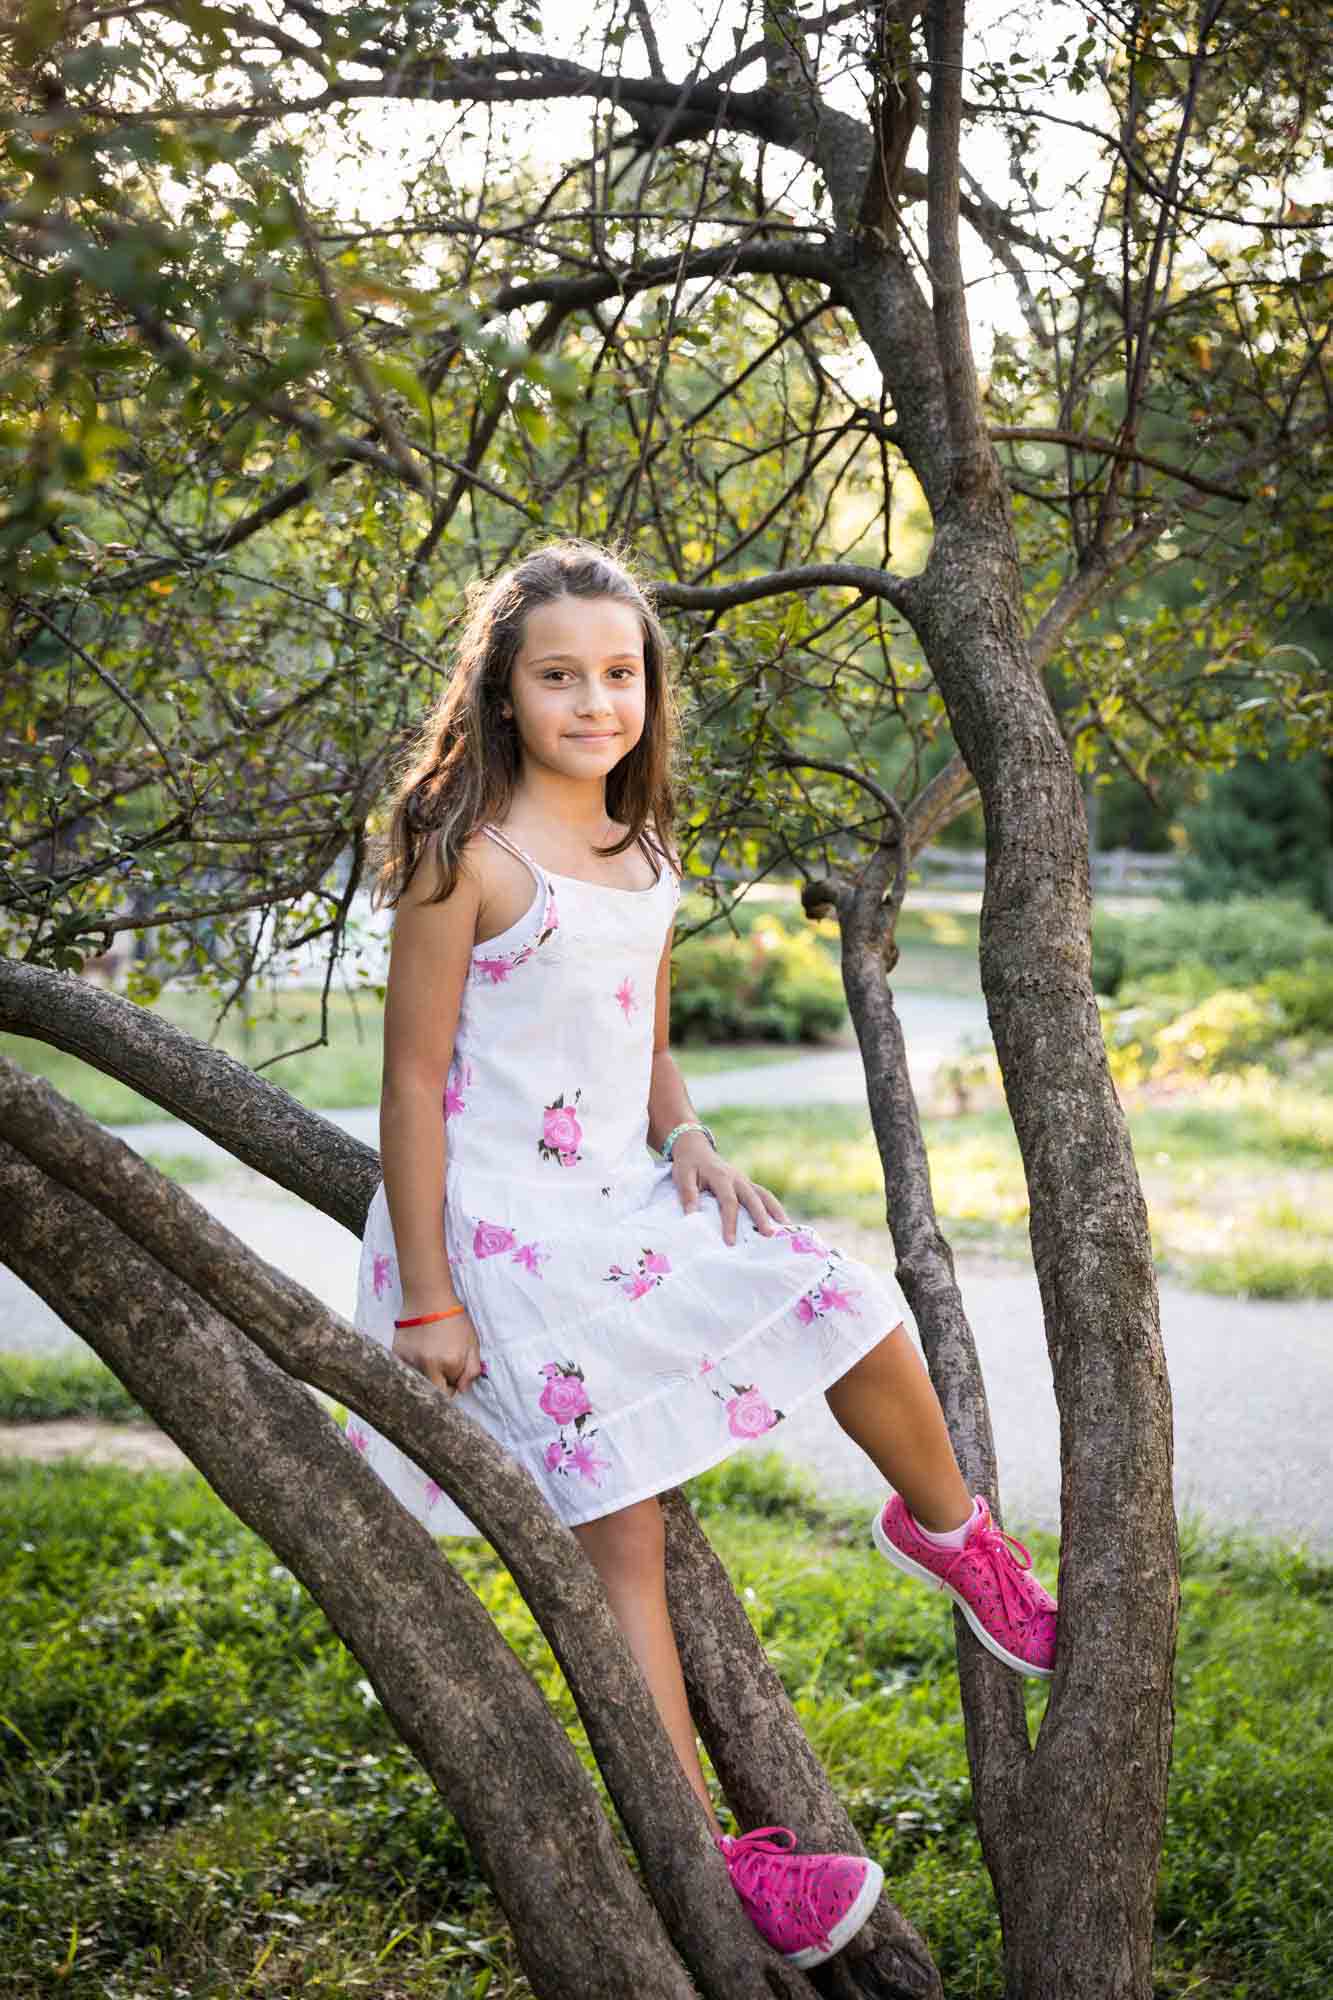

{"left": 350, "top": 821, "right": 909, "bottom": 1535}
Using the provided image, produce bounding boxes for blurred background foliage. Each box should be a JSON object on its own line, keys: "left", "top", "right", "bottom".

{"left": 1, "top": 0, "right": 1329, "bottom": 1011}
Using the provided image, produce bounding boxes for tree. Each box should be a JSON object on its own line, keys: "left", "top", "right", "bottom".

{"left": 3, "top": 3, "right": 1331, "bottom": 1994}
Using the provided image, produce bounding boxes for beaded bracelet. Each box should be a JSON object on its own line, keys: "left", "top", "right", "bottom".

{"left": 394, "top": 1304, "right": 467, "bottom": 1328}
{"left": 661, "top": 1119, "right": 718, "bottom": 1162}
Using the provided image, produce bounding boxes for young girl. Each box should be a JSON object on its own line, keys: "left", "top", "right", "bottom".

{"left": 353, "top": 540, "right": 1057, "bottom": 1971}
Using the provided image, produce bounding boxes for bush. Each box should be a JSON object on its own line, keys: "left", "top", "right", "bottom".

{"left": 1261, "top": 960, "right": 1333, "bottom": 1038}
{"left": 670, "top": 918, "right": 847, "bottom": 1043}
{"left": 0, "top": 1350, "right": 142, "bottom": 1423}
{"left": 1092, "top": 896, "right": 1331, "bottom": 998}
{"left": 1150, "top": 988, "right": 1286, "bottom": 1079}
{"left": 1181, "top": 739, "right": 1332, "bottom": 917}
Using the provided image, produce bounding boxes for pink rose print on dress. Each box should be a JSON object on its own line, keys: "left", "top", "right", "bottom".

{"left": 567, "top": 1438, "right": 611, "bottom": 1484}
{"left": 539, "top": 1361, "right": 610, "bottom": 1490}
{"left": 346, "top": 1421, "right": 370, "bottom": 1454}
{"left": 443, "top": 1059, "right": 475, "bottom": 1119}
{"left": 707, "top": 1374, "right": 785, "bottom": 1435}
{"left": 793, "top": 1260, "right": 864, "bottom": 1322}
{"left": 474, "top": 1219, "right": 517, "bottom": 1259}
{"left": 424, "top": 1478, "right": 442, "bottom": 1510}
{"left": 724, "top": 1386, "right": 782, "bottom": 1440}
{"left": 538, "top": 1090, "right": 584, "bottom": 1167}
{"left": 473, "top": 955, "right": 515, "bottom": 985}
{"left": 511, "top": 1240, "right": 551, "bottom": 1276}
{"left": 371, "top": 1253, "right": 394, "bottom": 1299}
{"left": 603, "top": 1247, "right": 672, "bottom": 1297}
{"left": 538, "top": 1360, "right": 592, "bottom": 1428}
{"left": 699, "top": 1356, "right": 715, "bottom": 1375}
{"left": 774, "top": 1223, "right": 830, "bottom": 1256}
{"left": 614, "top": 974, "right": 638, "bottom": 1021}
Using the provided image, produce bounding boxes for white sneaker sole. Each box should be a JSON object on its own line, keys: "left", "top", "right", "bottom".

{"left": 871, "top": 1506, "right": 1054, "bottom": 1682}
{"left": 785, "top": 1856, "right": 885, "bottom": 1969}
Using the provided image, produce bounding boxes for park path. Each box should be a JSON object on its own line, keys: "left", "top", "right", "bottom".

{"left": 3, "top": 995, "right": 1329, "bottom": 1550}
{"left": 4, "top": 1187, "right": 1329, "bottom": 1553}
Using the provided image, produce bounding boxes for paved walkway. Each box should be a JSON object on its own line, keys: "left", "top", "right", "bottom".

{"left": 4, "top": 1179, "right": 1329, "bottom": 1552}
{"left": 5, "top": 1005, "right": 1329, "bottom": 1550}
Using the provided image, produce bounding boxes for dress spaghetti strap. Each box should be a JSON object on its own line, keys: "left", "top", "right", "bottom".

{"left": 480, "top": 822, "right": 541, "bottom": 867}
{"left": 480, "top": 822, "right": 547, "bottom": 896}
{"left": 483, "top": 820, "right": 665, "bottom": 889}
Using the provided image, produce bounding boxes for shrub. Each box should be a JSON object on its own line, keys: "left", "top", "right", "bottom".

{"left": 1150, "top": 988, "right": 1286, "bottom": 1079}
{"left": 0, "top": 1350, "right": 142, "bottom": 1423}
{"left": 1260, "top": 960, "right": 1333, "bottom": 1038}
{"left": 670, "top": 918, "right": 847, "bottom": 1043}
{"left": 1092, "top": 896, "right": 1331, "bottom": 998}
{"left": 1181, "top": 738, "right": 1332, "bottom": 917}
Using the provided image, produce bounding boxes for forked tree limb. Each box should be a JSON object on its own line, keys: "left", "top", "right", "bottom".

{"left": 0, "top": 1138, "right": 700, "bottom": 2000}
{"left": 0, "top": 979, "right": 947, "bottom": 1994}
{"left": 0, "top": 1051, "right": 822, "bottom": 2000}
{"left": 0, "top": 957, "right": 380, "bottom": 1233}
{"left": 764, "top": 762, "right": 1032, "bottom": 1807}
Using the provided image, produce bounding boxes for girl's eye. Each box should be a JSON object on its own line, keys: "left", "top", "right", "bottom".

{"left": 542, "top": 669, "right": 637, "bottom": 683}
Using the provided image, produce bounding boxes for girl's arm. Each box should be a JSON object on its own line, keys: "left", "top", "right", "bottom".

{"left": 379, "top": 834, "right": 483, "bottom": 1316}
{"left": 646, "top": 923, "right": 788, "bottom": 1245}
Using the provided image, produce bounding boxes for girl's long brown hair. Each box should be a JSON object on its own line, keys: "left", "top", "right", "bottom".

{"left": 370, "top": 539, "right": 681, "bottom": 912}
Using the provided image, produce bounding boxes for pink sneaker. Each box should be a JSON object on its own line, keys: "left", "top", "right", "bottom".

{"left": 715, "top": 1825, "right": 883, "bottom": 1969}
{"left": 872, "top": 1493, "right": 1057, "bottom": 1679}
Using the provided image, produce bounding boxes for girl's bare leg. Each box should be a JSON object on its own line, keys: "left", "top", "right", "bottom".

{"left": 573, "top": 1496, "right": 723, "bottom": 1834}
{"left": 825, "top": 1323, "right": 975, "bottom": 1533}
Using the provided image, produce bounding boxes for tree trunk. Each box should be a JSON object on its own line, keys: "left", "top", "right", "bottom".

{"left": 831, "top": 849, "right": 1034, "bottom": 1832}
{"left": 911, "top": 502, "right": 1179, "bottom": 1999}
{"left": 798, "top": 15, "right": 1181, "bottom": 1966}
{"left": 0, "top": 1045, "right": 821, "bottom": 1999}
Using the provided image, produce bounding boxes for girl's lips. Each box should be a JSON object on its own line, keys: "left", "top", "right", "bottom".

{"left": 568, "top": 732, "right": 619, "bottom": 741}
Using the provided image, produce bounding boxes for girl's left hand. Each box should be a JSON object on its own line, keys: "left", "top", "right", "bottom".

{"left": 672, "top": 1132, "right": 789, "bottom": 1244}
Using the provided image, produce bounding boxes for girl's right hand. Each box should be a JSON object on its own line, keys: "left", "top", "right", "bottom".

{"left": 392, "top": 1304, "right": 485, "bottom": 1398}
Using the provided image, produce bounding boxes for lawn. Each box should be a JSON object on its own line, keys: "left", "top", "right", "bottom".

{"left": 703, "top": 1076, "right": 1333, "bottom": 1301}
{"left": 0, "top": 1447, "right": 1328, "bottom": 1998}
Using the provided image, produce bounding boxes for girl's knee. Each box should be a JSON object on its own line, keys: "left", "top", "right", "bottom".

{"left": 573, "top": 1495, "right": 665, "bottom": 1576}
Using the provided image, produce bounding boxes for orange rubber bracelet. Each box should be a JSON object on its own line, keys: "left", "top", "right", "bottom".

{"left": 394, "top": 1305, "right": 467, "bottom": 1327}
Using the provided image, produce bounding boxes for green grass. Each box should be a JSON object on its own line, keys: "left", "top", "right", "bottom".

{"left": 703, "top": 1088, "right": 1333, "bottom": 1300}
{"left": 0, "top": 1451, "right": 1328, "bottom": 1997}
{"left": 0, "top": 1350, "right": 143, "bottom": 1422}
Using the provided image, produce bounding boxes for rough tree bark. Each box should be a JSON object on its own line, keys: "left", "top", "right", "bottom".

{"left": 0, "top": 967, "right": 940, "bottom": 2000}
{"left": 0, "top": 1142, "right": 704, "bottom": 2000}
{"left": 734, "top": 4, "right": 1182, "bottom": 1990}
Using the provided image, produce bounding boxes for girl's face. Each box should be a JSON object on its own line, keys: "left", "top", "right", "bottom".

{"left": 504, "top": 594, "right": 647, "bottom": 785}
